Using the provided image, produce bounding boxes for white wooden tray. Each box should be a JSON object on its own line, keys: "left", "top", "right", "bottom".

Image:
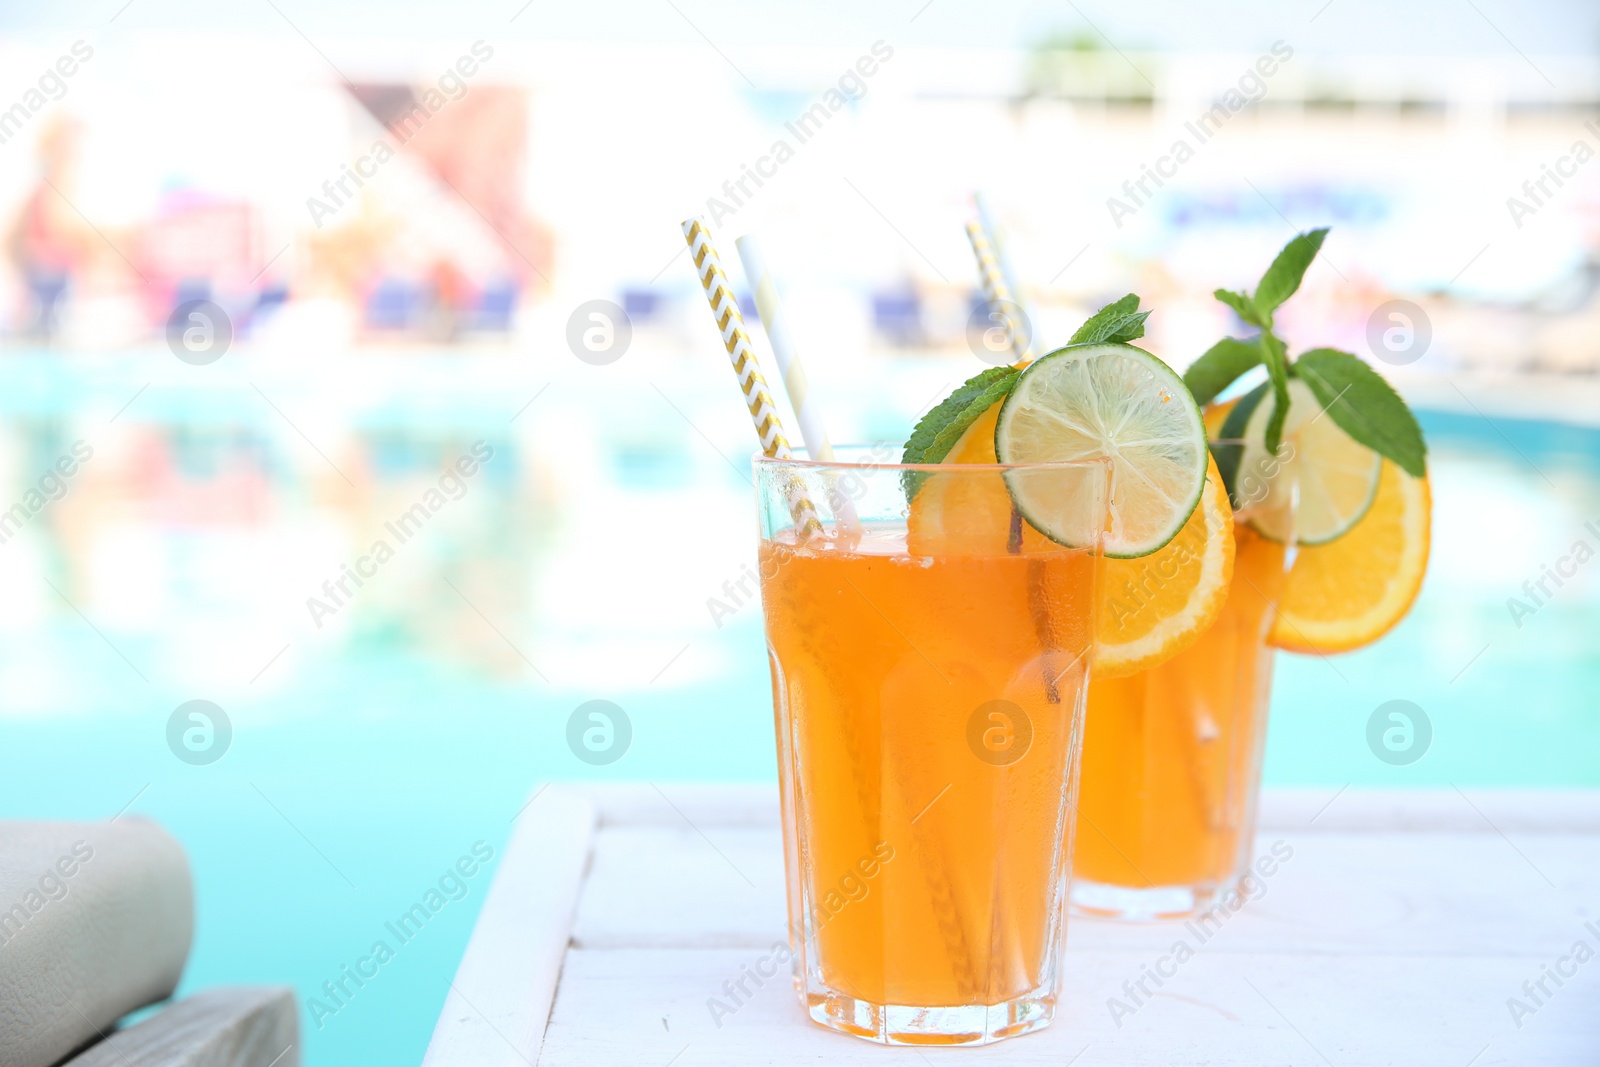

{"left": 423, "top": 784, "right": 1600, "bottom": 1066}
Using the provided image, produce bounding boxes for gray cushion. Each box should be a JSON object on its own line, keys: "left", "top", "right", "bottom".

{"left": 0, "top": 819, "right": 193, "bottom": 1067}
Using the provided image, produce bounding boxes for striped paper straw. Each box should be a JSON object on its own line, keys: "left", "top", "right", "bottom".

{"left": 734, "top": 235, "right": 862, "bottom": 535}
{"left": 974, "top": 191, "right": 1033, "bottom": 332}
{"left": 965, "top": 219, "right": 1033, "bottom": 365}
{"left": 682, "top": 217, "right": 823, "bottom": 539}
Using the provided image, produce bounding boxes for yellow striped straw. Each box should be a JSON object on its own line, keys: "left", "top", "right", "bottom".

{"left": 682, "top": 216, "right": 823, "bottom": 539}
{"left": 965, "top": 219, "right": 1033, "bottom": 365}
{"left": 975, "top": 191, "right": 1030, "bottom": 325}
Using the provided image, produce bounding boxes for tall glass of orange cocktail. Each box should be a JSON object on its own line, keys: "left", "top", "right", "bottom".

{"left": 756, "top": 447, "right": 1108, "bottom": 1045}
{"left": 1062, "top": 231, "right": 1435, "bottom": 922}
{"left": 683, "top": 219, "right": 1202, "bottom": 1046}
{"left": 1072, "top": 359, "right": 1431, "bottom": 921}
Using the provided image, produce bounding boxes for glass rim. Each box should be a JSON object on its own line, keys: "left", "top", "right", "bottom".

{"left": 752, "top": 439, "right": 1270, "bottom": 473}
{"left": 752, "top": 444, "right": 1111, "bottom": 474}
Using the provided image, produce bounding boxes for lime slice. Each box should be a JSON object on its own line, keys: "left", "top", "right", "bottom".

{"left": 994, "top": 342, "right": 1208, "bottom": 558}
{"left": 1235, "top": 377, "right": 1381, "bottom": 545}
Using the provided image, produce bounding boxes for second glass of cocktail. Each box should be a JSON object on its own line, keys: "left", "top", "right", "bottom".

{"left": 1070, "top": 227, "right": 1434, "bottom": 921}
{"left": 1071, "top": 444, "right": 1290, "bottom": 919}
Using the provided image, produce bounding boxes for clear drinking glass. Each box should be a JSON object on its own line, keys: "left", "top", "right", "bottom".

{"left": 755, "top": 445, "right": 1108, "bottom": 1046}
{"left": 1070, "top": 437, "right": 1295, "bottom": 920}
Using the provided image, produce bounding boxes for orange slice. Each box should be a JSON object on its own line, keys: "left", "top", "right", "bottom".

{"left": 1204, "top": 398, "right": 1236, "bottom": 437}
{"left": 1269, "top": 458, "right": 1430, "bottom": 653}
{"left": 905, "top": 401, "right": 1059, "bottom": 557}
{"left": 1095, "top": 452, "right": 1235, "bottom": 677}
{"left": 906, "top": 400, "right": 1236, "bottom": 677}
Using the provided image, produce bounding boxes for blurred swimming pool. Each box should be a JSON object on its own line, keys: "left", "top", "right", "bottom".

{"left": 1, "top": 349, "right": 1596, "bottom": 1065}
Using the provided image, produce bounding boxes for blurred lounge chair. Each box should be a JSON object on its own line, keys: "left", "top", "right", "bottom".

{"left": 871, "top": 288, "right": 923, "bottom": 347}
{"left": 472, "top": 280, "right": 518, "bottom": 333}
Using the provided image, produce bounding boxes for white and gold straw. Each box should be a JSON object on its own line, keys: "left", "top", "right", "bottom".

{"left": 682, "top": 216, "right": 823, "bottom": 538}
{"left": 734, "top": 234, "right": 862, "bottom": 535}
{"left": 734, "top": 235, "right": 832, "bottom": 462}
{"left": 965, "top": 219, "right": 1033, "bottom": 365}
{"left": 975, "top": 191, "right": 1029, "bottom": 322}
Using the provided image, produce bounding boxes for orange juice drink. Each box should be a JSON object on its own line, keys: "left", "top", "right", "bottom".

{"left": 1070, "top": 384, "right": 1430, "bottom": 920}
{"left": 1072, "top": 525, "right": 1288, "bottom": 918}
{"left": 756, "top": 451, "right": 1105, "bottom": 1045}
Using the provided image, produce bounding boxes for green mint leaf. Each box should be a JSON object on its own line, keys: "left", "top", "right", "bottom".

{"left": 1254, "top": 228, "right": 1329, "bottom": 317}
{"left": 925, "top": 372, "right": 1019, "bottom": 461}
{"left": 1212, "top": 380, "right": 1270, "bottom": 507}
{"left": 1088, "top": 310, "right": 1150, "bottom": 345}
{"left": 1068, "top": 293, "right": 1147, "bottom": 345}
{"left": 1183, "top": 337, "right": 1262, "bottom": 406}
{"left": 1213, "top": 288, "right": 1263, "bottom": 327}
{"left": 901, "top": 365, "right": 1021, "bottom": 498}
{"left": 1294, "top": 348, "right": 1428, "bottom": 477}
{"left": 903, "top": 366, "right": 1018, "bottom": 464}
{"left": 1261, "top": 331, "right": 1291, "bottom": 455}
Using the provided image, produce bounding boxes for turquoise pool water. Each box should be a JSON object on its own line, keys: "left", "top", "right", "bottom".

{"left": 2, "top": 354, "right": 1596, "bottom": 1065}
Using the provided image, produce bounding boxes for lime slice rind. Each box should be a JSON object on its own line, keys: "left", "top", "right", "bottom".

{"left": 994, "top": 342, "right": 1209, "bottom": 559}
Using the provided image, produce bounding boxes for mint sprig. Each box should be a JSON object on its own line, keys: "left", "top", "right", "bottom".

{"left": 1212, "top": 289, "right": 1256, "bottom": 326}
{"left": 1254, "top": 229, "right": 1327, "bottom": 317}
{"left": 1200, "top": 228, "right": 1325, "bottom": 454}
{"left": 1183, "top": 227, "right": 1427, "bottom": 477}
{"left": 1067, "top": 293, "right": 1149, "bottom": 346}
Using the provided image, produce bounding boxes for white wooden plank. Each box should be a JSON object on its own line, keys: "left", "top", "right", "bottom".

{"left": 1068, "top": 829, "right": 1600, "bottom": 956}
{"left": 421, "top": 785, "right": 595, "bottom": 1067}
{"left": 571, "top": 826, "right": 786, "bottom": 950}
{"left": 1258, "top": 788, "right": 1600, "bottom": 832}
{"left": 428, "top": 785, "right": 1600, "bottom": 1065}
{"left": 540, "top": 946, "right": 1600, "bottom": 1066}
{"left": 570, "top": 823, "right": 1600, "bottom": 958}
{"left": 561, "top": 783, "right": 779, "bottom": 828}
